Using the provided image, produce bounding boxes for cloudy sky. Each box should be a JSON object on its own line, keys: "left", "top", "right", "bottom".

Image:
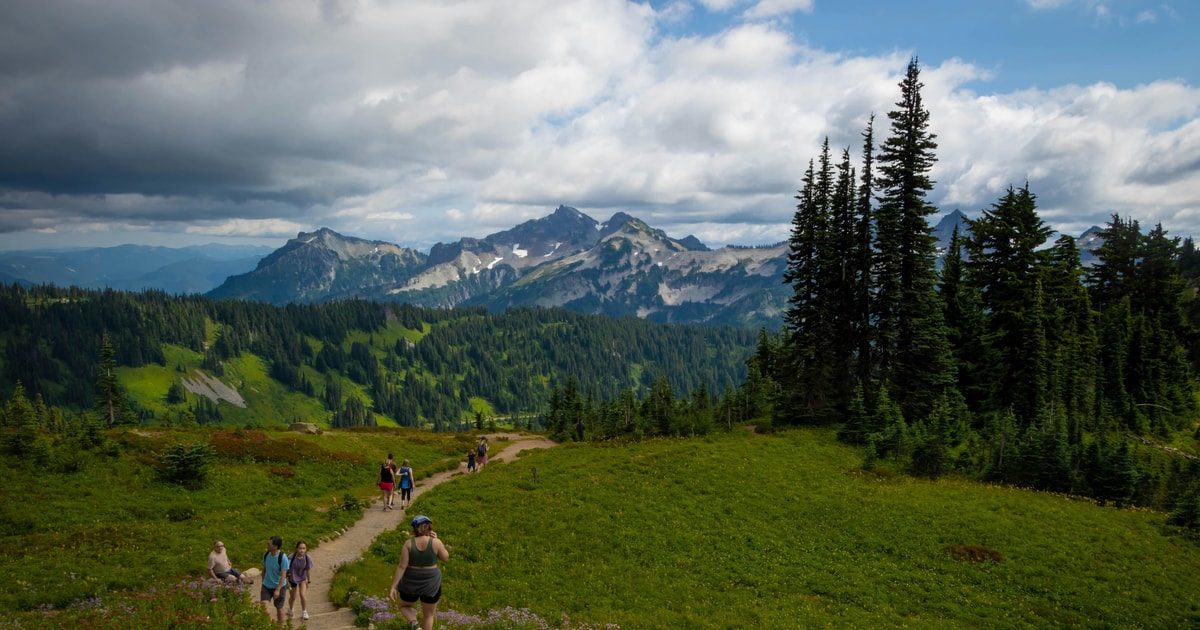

{"left": 1, "top": 0, "right": 1197, "bottom": 252}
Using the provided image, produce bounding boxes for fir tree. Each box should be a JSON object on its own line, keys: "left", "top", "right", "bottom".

{"left": 94, "top": 333, "right": 133, "bottom": 427}
{"left": 871, "top": 57, "right": 954, "bottom": 420}
{"left": 963, "top": 185, "right": 1054, "bottom": 425}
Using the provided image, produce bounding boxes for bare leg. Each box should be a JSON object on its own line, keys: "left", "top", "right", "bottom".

{"left": 400, "top": 601, "right": 418, "bottom": 626}
{"left": 298, "top": 580, "right": 308, "bottom": 614}
{"left": 420, "top": 601, "right": 438, "bottom": 630}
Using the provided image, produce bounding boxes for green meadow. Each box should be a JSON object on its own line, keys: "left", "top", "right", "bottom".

{"left": 0, "top": 426, "right": 474, "bottom": 614}
{"left": 335, "top": 428, "right": 1200, "bottom": 629}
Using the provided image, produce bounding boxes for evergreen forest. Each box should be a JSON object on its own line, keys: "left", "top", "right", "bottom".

{"left": 775, "top": 59, "right": 1200, "bottom": 518}
{"left": 542, "top": 59, "right": 1200, "bottom": 527}
{"left": 0, "top": 287, "right": 755, "bottom": 434}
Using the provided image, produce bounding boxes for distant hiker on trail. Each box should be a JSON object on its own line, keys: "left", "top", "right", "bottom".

{"left": 476, "top": 437, "right": 488, "bottom": 469}
{"left": 208, "top": 540, "right": 250, "bottom": 584}
{"left": 261, "top": 535, "right": 291, "bottom": 624}
{"left": 576, "top": 417, "right": 585, "bottom": 442}
{"left": 466, "top": 450, "right": 476, "bottom": 473}
{"left": 398, "top": 459, "right": 415, "bottom": 510}
{"left": 286, "top": 541, "right": 314, "bottom": 621}
{"left": 389, "top": 514, "right": 451, "bottom": 630}
{"left": 379, "top": 453, "right": 398, "bottom": 510}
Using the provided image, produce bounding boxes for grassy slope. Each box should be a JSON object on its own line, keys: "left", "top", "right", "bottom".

{"left": 120, "top": 320, "right": 440, "bottom": 429}
{"left": 337, "top": 428, "right": 1200, "bottom": 629}
{"left": 0, "top": 427, "right": 475, "bottom": 612}
{"left": 121, "top": 344, "right": 333, "bottom": 427}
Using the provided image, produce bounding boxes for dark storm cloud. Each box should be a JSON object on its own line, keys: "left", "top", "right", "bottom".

{"left": 0, "top": 0, "right": 412, "bottom": 215}
{"left": 0, "top": 1, "right": 254, "bottom": 81}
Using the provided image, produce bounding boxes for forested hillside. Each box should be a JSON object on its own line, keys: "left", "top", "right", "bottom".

{"left": 0, "top": 285, "right": 755, "bottom": 430}
{"left": 548, "top": 59, "right": 1200, "bottom": 524}
{"left": 743, "top": 59, "right": 1200, "bottom": 520}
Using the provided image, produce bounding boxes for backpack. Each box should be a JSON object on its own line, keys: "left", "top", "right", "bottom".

{"left": 263, "top": 551, "right": 284, "bottom": 570}
{"left": 477, "top": 443, "right": 486, "bottom": 456}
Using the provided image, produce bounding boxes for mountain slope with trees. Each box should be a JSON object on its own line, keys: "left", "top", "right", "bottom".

{"left": 0, "top": 285, "right": 755, "bottom": 432}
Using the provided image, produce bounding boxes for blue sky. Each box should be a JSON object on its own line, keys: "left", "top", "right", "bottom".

{"left": 0, "top": 0, "right": 1197, "bottom": 252}
{"left": 663, "top": 0, "right": 1194, "bottom": 90}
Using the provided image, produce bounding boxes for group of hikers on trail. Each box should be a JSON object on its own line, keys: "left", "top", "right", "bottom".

{"left": 378, "top": 452, "right": 415, "bottom": 511}
{"left": 375, "top": 444, "right": 478, "bottom": 629}
{"left": 207, "top": 536, "right": 314, "bottom": 624}
{"left": 204, "top": 440, "right": 486, "bottom": 628}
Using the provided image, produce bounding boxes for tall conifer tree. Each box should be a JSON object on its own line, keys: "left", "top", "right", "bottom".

{"left": 963, "top": 185, "right": 1053, "bottom": 425}
{"left": 938, "top": 226, "right": 989, "bottom": 417}
{"left": 854, "top": 116, "right": 877, "bottom": 390}
{"left": 871, "top": 57, "right": 954, "bottom": 419}
{"left": 94, "top": 333, "right": 133, "bottom": 427}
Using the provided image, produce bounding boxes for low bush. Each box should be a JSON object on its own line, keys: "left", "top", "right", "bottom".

{"left": 0, "top": 579, "right": 277, "bottom": 630}
{"left": 156, "top": 441, "right": 217, "bottom": 488}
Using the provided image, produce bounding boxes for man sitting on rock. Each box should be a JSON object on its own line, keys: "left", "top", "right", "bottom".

{"left": 208, "top": 540, "right": 252, "bottom": 584}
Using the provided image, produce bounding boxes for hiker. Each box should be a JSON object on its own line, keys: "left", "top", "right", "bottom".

{"left": 388, "top": 514, "right": 451, "bottom": 630}
{"left": 466, "top": 449, "right": 476, "bottom": 473}
{"left": 207, "top": 540, "right": 249, "bottom": 584}
{"left": 398, "top": 459, "right": 414, "bottom": 510}
{"left": 261, "top": 535, "right": 291, "bottom": 624}
{"left": 379, "top": 453, "right": 398, "bottom": 510}
{"left": 287, "top": 541, "right": 314, "bottom": 621}
{"left": 476, "top": 437, "right": 488, "bottom": 469}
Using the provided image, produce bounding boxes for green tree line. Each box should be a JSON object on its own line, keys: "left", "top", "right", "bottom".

{"left": 765, "top": 58, "right": 1200, "bottom": 517}
{"left": 0, "top": 286, "right": 754, "bottom": 432}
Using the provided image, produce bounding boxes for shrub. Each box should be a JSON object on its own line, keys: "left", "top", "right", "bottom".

{"left": 3, "top": 579, "right": 277, "bottom": 629}
{"left": 340, "top": 492, "right": 365, "bottom": 512}
{"left": 210, "top": 432, "right": 365, "bottom": 465}
{"left": 156, "top": 441, "right": 217, "bottom": 489}
{"left": 165, "top": 505, "right": 195, "bottom": 522}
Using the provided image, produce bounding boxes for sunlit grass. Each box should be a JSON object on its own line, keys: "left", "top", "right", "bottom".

{"left": 333, "top": 428, "right": 1200, "bottom": 629}
{"left": 0, "top": 426, "right": 474, "bottom": 613}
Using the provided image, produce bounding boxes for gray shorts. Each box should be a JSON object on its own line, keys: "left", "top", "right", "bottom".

{"left": 260, "top": 584, "right": 288, "bottom": 608}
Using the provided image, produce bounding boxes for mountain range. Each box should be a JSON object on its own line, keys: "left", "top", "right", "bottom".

{"left": 0, "top": 243, "right": 273, "bottom": 294}
{"left": 0, "top": 207, "right": 1104, "bottom": 330}
{"left": 208, "top": 206, "right": 792, "bottom": 329}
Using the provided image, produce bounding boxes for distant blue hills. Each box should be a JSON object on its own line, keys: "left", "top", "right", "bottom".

{"left": 0, "top": 244, "right": 274, "bottom": 294}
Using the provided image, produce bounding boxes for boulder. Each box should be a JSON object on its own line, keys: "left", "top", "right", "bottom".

{"left": 289, "top": 422, "right": 321, "bottom": 434}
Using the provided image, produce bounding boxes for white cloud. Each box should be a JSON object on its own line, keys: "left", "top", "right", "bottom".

{"left": 185, "top": 218, "right": 308, "bottom": 238}
{"left": 0, "top": 0, "right": 1199, "bottom": 253}
{"left": 744, "top": 0, "right": 815, "bottom": 19}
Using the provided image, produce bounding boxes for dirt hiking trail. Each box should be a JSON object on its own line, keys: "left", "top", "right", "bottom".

{"left": 299, "top": 433, "right": 556, "bottom": 630}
